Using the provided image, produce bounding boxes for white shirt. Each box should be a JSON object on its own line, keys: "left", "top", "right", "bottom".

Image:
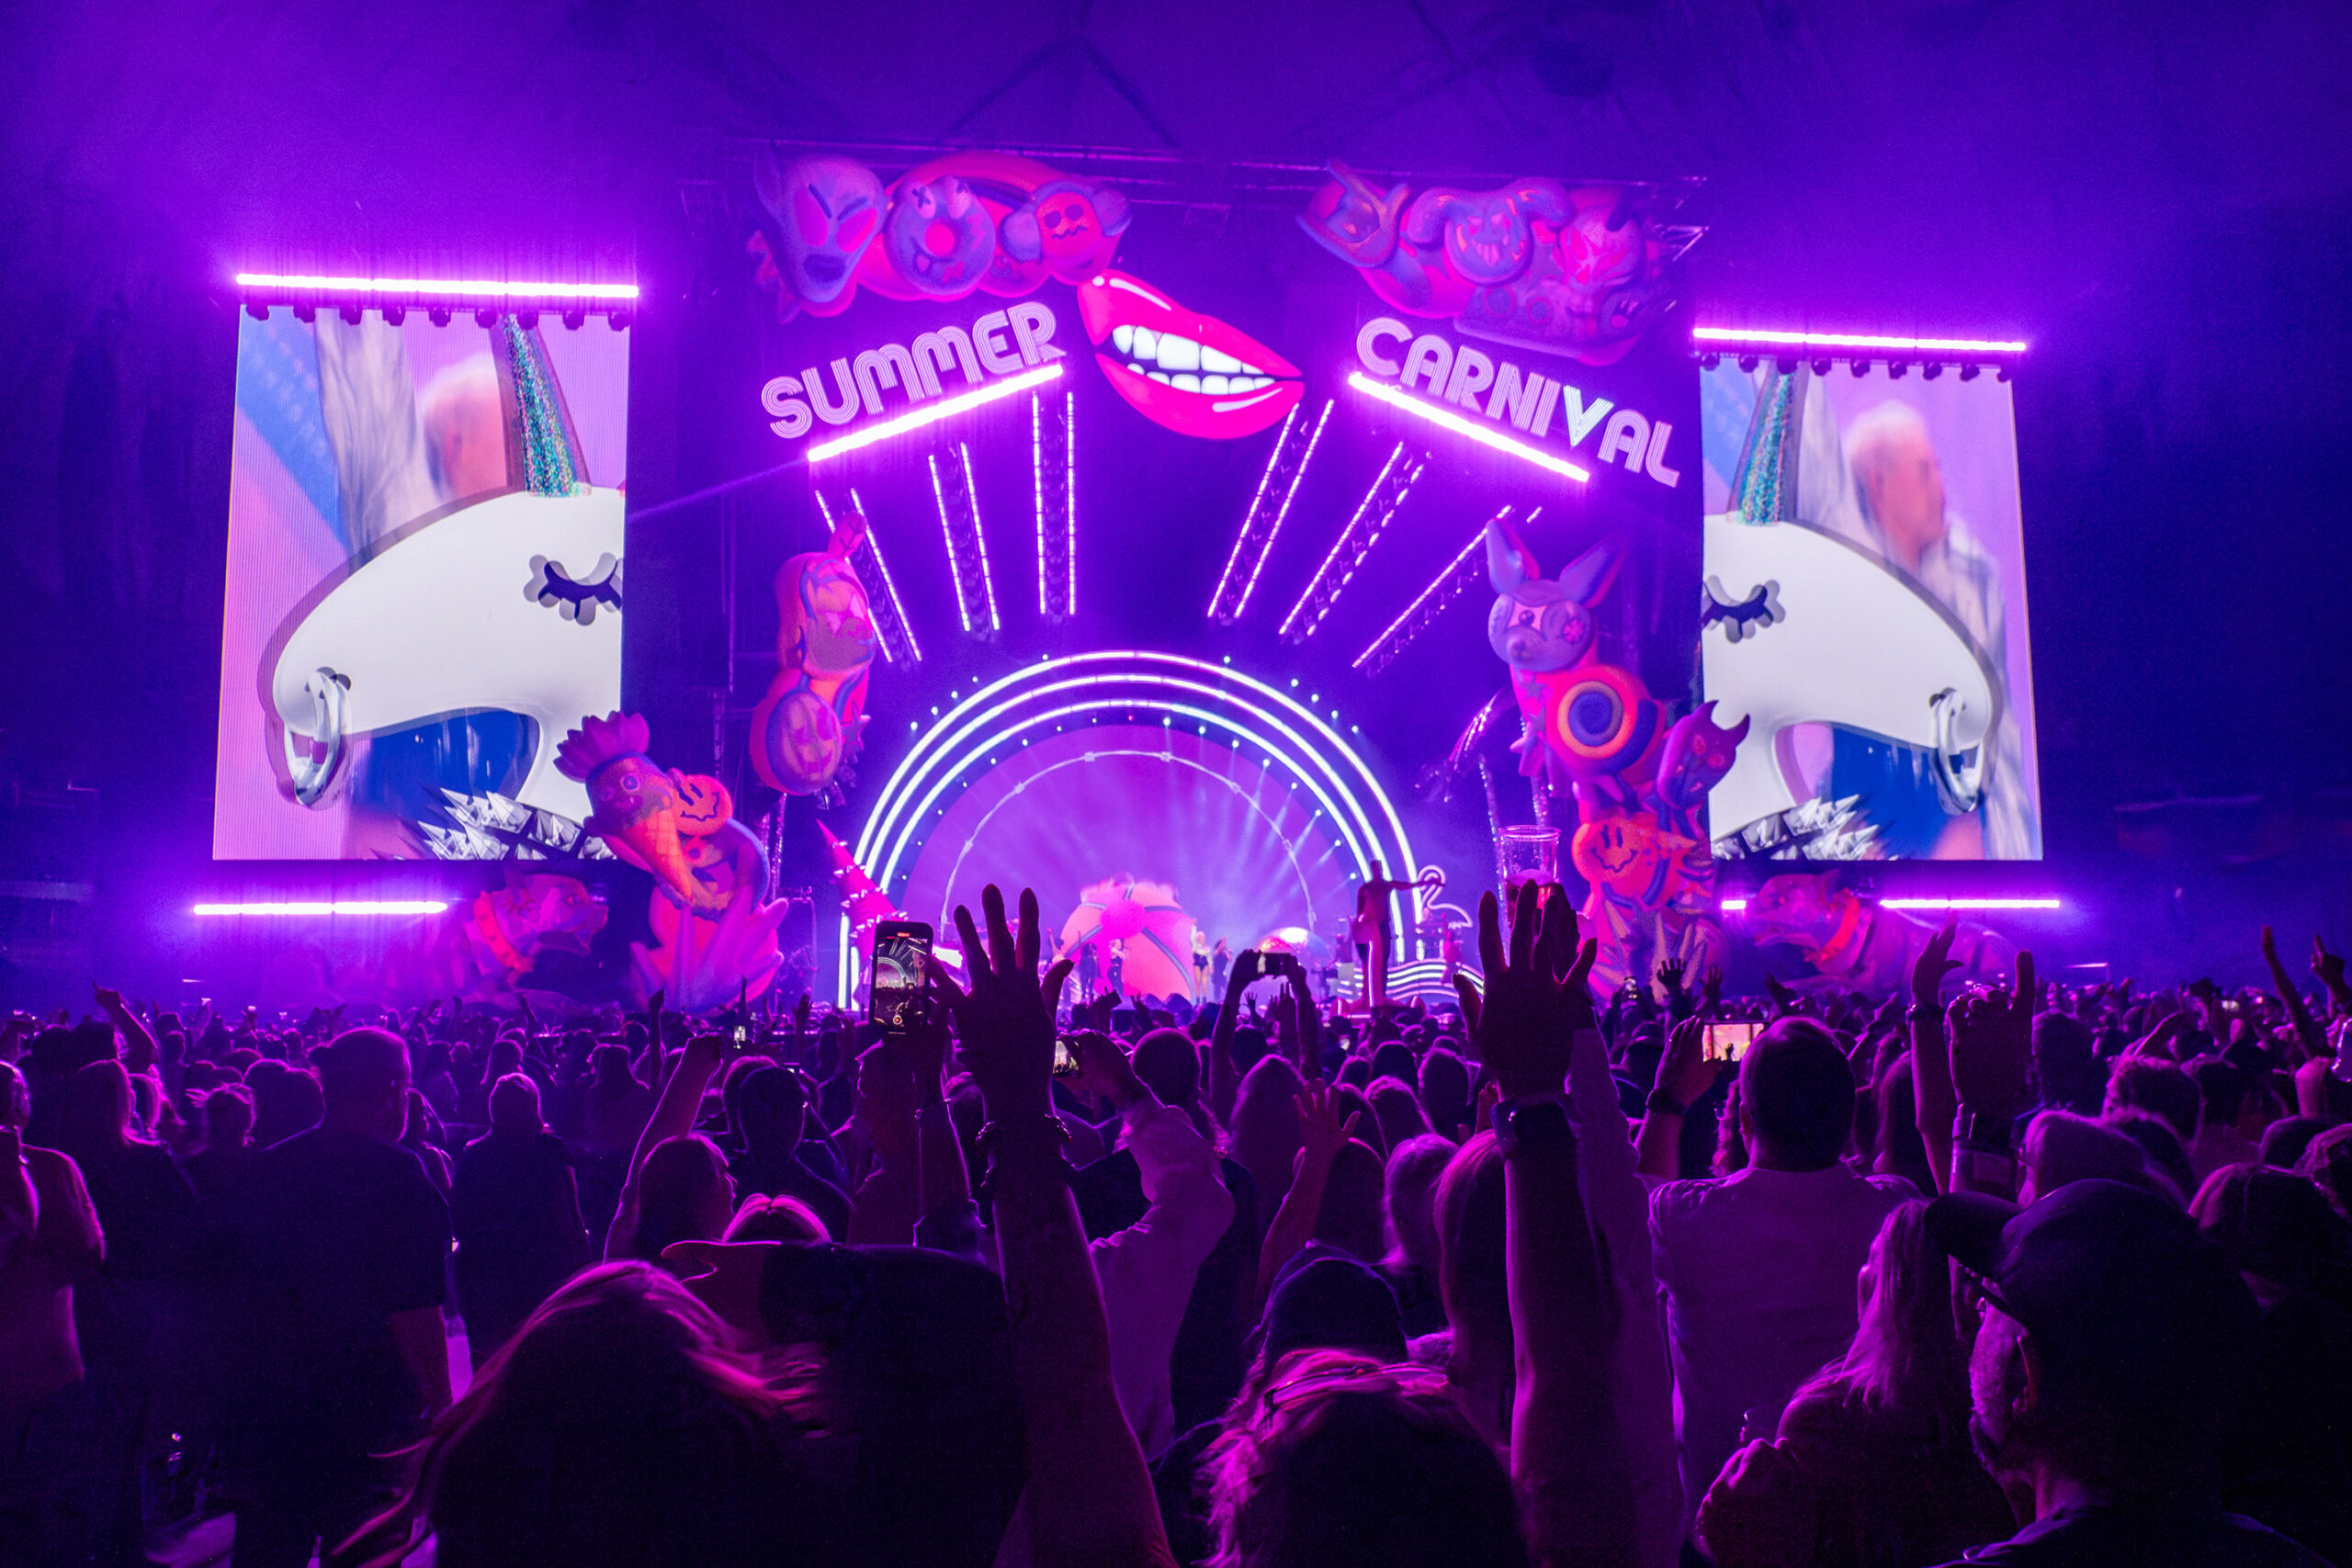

{"left": 1649, "top": 1163, "right": 1916, "bottom": 1525}
{"left": 1091, "top": 1100, "right": 1234, "bottom": 1459}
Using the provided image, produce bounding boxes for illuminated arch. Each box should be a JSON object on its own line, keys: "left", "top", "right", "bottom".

{"left": 840, "top": 650, "right": 1424, "bottom": 1000}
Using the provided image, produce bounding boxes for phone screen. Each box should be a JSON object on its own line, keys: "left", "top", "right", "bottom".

{"left": 871, "top": 923, "right": 933, "bottom": 1034}
{"left": 1704, "top": 1021, "right": 1760, "bottom": 1062}
{"left": 1052, "top": 1036, "right": 1082, "bottom": 1077}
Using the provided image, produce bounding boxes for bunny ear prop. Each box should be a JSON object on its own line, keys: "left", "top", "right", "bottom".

{"left": 1555, "top": 535, "right": 1624, "bottom": 607}
{"left": 1486, "top": 515, "right": 1539, "bottom": 593}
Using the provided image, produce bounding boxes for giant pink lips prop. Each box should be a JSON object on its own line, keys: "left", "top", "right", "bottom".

{"left": 1076, "top": 271, "right": 1304, "bottom": 439}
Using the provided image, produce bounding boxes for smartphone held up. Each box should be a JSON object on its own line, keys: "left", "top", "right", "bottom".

{"left": 870, "top": 919, "right": 933, "bottom": 1038}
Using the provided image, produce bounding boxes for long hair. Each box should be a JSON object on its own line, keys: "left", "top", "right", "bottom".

{"left": 62, "top": 1059, "right": 150, "bottom": 1168}
{"left": 1204, "top": 1348, "right": 1527, "bottom": 1568}
{"left": 353, "top": 1263, "right": 806, "bottom": 1568}
{"left": 1792, "top": 1200, "right": 1971, "bottom": 1452}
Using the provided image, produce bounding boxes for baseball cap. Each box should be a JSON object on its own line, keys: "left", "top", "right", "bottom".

{"left": 1927, "top": 1179, "right": 2256, "bottom": 1382}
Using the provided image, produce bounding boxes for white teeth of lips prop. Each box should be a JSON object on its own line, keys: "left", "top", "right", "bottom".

{"left": 1076, "top": 271, "right": 1304, "bottom": 438}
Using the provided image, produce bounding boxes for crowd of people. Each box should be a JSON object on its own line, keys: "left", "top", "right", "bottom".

{"left": 4, "top": 889, "right": 2351, "bottom": 1568}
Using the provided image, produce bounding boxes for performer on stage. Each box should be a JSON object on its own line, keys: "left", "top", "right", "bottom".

{"left": 1191, "top": 923, "right": 1210, "bottom": 998}
{"left": 1075, "top": 936, "right": 1099, "bottom": 998}
{"left": 1349, "top": 860, "right": 1416, "bottom": 1009}
{"left": 1210, "top": 937, "right": 1232, "bottom": 995}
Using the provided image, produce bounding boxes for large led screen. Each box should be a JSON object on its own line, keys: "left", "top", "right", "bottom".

{"left": 1698, "top": 362, "right": 2040, "bottom": 859}
{"left": 212, "top": 312, "right": 628, "bottom": 859}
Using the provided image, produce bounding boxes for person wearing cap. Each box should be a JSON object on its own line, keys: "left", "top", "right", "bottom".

{"left": 1926, "top": 1178, "right": 2329, "bottom": 1567}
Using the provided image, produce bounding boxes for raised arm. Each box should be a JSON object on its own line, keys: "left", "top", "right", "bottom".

{"left": 1254, "top": 1081, "right": 1357, "bottom": 1309}
{"left": 1635, "top": 1019, "right": 1721, "bottom": 1183}
{"left": 1945, "top": 951, "right": 2033, "bottom": 1201}
{"left": 2313, "top": 938, "right": 2352, "bottom": 1021}
{"left": 1461, "top": 885, "right": 1637, "bottom": 1568}
{"left": 1908, "top": 919, "right": 1963, "bottom": 1193}
{"left": 939, "top": 886, "right": 1174, "bottom": 1568}
{"left": 604, "top": 1027, "right": 725, "bottom": 1260}
{"left": 95, "top": 986, "right": 157, "bottom": 1076}
{"left": 2260, "top": 927, "right": 2323, "bottom": 1051}
{"left": 1208, "top": 951, "right": 1261, "bottom": 1131}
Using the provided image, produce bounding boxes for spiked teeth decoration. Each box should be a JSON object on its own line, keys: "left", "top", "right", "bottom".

{"left": 1076, "top": 270, "right": 1304, "bottom": 438}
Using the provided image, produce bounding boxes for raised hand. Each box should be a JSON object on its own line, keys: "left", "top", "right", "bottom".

{"left": 1655, "top": 955, "right": 1687, "bottom": 1002}
{"left": 1453, "top": 883, "right": 1596, "bottom": 1102}
{"left": 1764, "top": 972, "right": 1800, "bottom": 1017}
{"left": 1069, "top": 1029, "right": 1150, "bottom": 1113}
{"left": 1703, "top": 964, "right": 1724, "bottom": 1010}
{"left": 1949, "top": 950, "right": 2035, "bottom": 1122}
{"left": 1295, "top": 1078, "right": 1361, "bottom": 1170}
{"left": 1911, "top": 917, "right": 1962, "bottom": 1009}
{"left": 933, "top": 885, "right": 1072, "bottom": 1119}
{"left": 1657, "top": 1017, "right": 1723, "bottom": 1111}
{"left": 2314, "top": 937, "right": 2349, "bottom": 997}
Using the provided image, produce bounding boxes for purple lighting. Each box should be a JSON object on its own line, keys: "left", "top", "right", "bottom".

{"left": 194, "top": 900, "right": 450, "bottom": 917}
{"left": 233, "top": 273, "right": 637, "bottom": 299}
{"left": 809, "top": 362, "right": 1063, "bottom": 463}
{"left": 1882, "top": 897, "right": 2063, "bottom": 910}
{"left": 1347, "top": 372, "right": 1589, "bottom": 483}
{"left": 1692, "top": 327, "right": 2028, "bottom": 355}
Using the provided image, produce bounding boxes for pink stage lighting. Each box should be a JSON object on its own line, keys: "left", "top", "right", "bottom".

{"left": 194, "top": 900, "right": 450, "bottom": 917}
{"left": 1881, "top": 897, "right": 2062, "bottom": 910}
{"left": 1347, "top": 372, "right": 1589, "bottom": 483}
{"left": 1692, "top": 327, "right": 2029, "bottom": 355}
{"left": 233, "top": 273, "right": 638, "bottom": 300}
{"left": 810, "top": 362, "right": 1063, "bottom": 464}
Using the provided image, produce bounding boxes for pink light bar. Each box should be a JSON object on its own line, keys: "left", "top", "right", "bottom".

{"left": 1347, "top": 373, "right": 1589, "bottom": 482}
{"left": 1353, "top": 523, "right": 1489, "bottom": 671}
{"left": 194, "top": 900, "right": 449, "bottom": 917}
{"left": 1692, "top": 327, "right": 2028, "bottom": 355}
{"left": 1717, "top": 896, "right": 2061, "bottom": 913}
{"left": 809, "top": 362, "right": 1063, "bottom": 463}
{"left": 233, "top": 273, "right": 637, "bottom": 300}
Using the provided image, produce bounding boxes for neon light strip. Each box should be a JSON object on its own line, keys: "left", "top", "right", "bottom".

{"left": 1235, "top": 400, "right": 1333, "bottom": 618}
{"left": 1211, "top": 407, "right": 1295, "bottom": 616}
{"left": 808, "top": 361, "right": 1063, "bottom": 463}
{"left": 1353, "top": 522, "right": 1491, "bottom": 671}
{"left": 232, "top": 273, "right": 637, "bottom": 299}
{"left": 842, "top": 489, "right": 921, "bottom": 663}
{"left": 1032, "top": 397, "right": 1048, "bottom": 616}
{"left": 1691, "top": 327, "right": 2030, "bottom": 355}
{"left": 1347, "top": 372, "right": 1590, "bottom": 482}
{"left": 1717, "top": 896, "right": 2061, "bottom": 912}
{"left": 1281, "top": 444, "right": 1403, "bottom": 638}
{"left": 1064, "top": 390, "right": 1078, "bottom": 617}
{"left": 194, "top": 901, "right": 450, "bottom": 917}
{"left": 927, "top": 455, "right": 974, "bottom": 635}
{"left": 958, "top": 443, "right": 1001, "bottom": 633}
{"left": 869, "top": 697, "right": 1383, "bottom": 902}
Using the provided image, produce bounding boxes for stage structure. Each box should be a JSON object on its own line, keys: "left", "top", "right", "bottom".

{"left": 206, "top": 152, "right": 2047, "bottom": 1010}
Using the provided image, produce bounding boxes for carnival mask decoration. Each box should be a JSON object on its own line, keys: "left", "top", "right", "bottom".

{"left": 753, "top": 152, "right": 886, "bottom": 315}
{"left": 1403, "top": 179, "right": 1571, "bottom": 287}
{"left": 751, "top": 511, "right": 877, "bottom": 797}
{"left": 881, "top": 174, "right": 998, "bottom": 299}
{"left": 555, "top": 713, "right": 730, "bottom": 915}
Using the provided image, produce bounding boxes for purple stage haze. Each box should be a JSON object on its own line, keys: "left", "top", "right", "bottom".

{"left": 899, "top": 724, "right": 1357, "bottom": 961}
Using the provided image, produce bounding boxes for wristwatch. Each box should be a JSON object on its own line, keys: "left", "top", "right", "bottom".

{"left": 1495, "top": 1094, "right": 1575, "bottom": 1156}
{"left": 1645, "top": 1086, "right": 1692, "bottom": 1120}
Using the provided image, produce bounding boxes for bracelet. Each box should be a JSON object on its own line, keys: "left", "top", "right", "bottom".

{"left": 1494, "top": 1094, "right": 1574, "bottom": 1157}
{"left": 1908, "top": 1004, "right": 1944, "bottom": 1028}
{"left": 1954, "top": 1145, "right": 2017, "bottom": 1188}
{"left": 1954, "top": 1110, "right": 2014, "bottom": 1149}
{"left": 1645, "top": 1086, "right": 1692, "bottom": 1120}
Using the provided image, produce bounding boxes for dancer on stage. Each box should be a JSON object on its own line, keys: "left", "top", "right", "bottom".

{"left": 1349, "top": 860, "right": 1417, "bottom": 1009}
